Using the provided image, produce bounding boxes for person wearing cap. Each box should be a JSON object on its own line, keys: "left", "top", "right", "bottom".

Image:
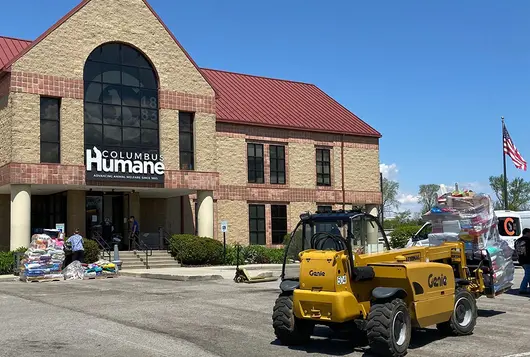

{"left": 67, "top": 228, "right": 85, "bottom": 263}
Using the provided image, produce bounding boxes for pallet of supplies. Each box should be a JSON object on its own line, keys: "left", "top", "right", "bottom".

{"left": 19, "top": 233, "right": 66, "bottom": 282}
{"left": 422, "top": 191, "right": 515, "bottom": 295}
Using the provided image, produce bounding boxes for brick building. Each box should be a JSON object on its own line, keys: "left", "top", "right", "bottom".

{"left": 0, "top": 0, "right": 382, "bottom": 251}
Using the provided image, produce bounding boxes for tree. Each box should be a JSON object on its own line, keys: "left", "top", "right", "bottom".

{"left": 489, "top": 175, "right": 530, "bottom": 210}
{"left": 394, "top": 210, "right": 412, "bottom": 224}
{"left": 382, "top": 178, "right": 400, "bottom": 216}
{"left": 418, "top": 184, "right": 440, "bottom": 213}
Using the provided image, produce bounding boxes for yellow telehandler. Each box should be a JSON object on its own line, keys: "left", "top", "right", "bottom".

{"left": 272, "top": 209, "right": 504, "bottom": 357}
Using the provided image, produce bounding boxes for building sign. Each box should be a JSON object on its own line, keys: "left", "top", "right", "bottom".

{"left": 85, "top": 146, "right": 164, "bottom": 183}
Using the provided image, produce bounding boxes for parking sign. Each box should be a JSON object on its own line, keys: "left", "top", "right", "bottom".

{"left": 221, "top": 221, "right": 228, "bottom": 233}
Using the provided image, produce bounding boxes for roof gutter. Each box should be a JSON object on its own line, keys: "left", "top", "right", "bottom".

{"left": 341, "top": 134, "right": 346, "bottom": 210}
{"left": 216, "top": 118, "right": 382, "bottom": 138}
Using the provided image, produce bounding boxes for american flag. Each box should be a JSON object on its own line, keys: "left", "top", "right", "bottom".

{"left": 503, "top": 124, "right": 527, "bottom": 171}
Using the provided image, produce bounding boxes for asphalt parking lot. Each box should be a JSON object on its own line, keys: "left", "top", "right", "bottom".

{"left": 1, "top": 269, "right": 530, "bottom": 357}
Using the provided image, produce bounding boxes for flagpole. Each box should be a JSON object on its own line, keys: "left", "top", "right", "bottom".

{"left": 502, "top": 116, "right": 509, "bottom": 210}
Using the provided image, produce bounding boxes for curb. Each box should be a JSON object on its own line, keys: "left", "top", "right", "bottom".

{"left": 118, "top": 271, "right": 224, "bottom": 281}
{"left": 0, "top": 275, "right": 17, "bottom": 282}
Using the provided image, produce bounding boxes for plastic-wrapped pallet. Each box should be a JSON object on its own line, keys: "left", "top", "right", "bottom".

{"left": 19, "top": 233, "right": 66, "bottom": 282}
{"left": 428, "top": 232, "right": 460, "bottom": 246}
{"left": 422, "top": 191, "right": 515, "bottom": 295}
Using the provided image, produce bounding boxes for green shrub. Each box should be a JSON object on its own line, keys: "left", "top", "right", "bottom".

{"left": 224, "top": 244, "right": 285, "bottom": 265}
{"left": 224, "top": 244, "right": 245, "bottom": 266}
{"left": 0, "top": 252, "right": 14, "bottom": 275}
{"left": 0, "top": 247, "right": 27, "bottom": 275}
{"left": 84, "top": 239, "right": 101, "bottom": 264}
{"left": 390, "top": 225, "right": 422, "bottom": 249}
{"left": 169, "top": 234, "right": 223, "bottom": 266}
{"left": 243, "top": 245, "right": 284, "bottom": 264}
{"left": 168, "top": 234, "right": 288, "bottom": 266}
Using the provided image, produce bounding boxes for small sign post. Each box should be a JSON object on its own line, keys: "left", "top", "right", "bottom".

{"left": 221, "top": 221, "right": 228, "bottom": 263}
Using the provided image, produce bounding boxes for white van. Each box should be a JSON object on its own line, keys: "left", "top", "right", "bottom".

{"left": 495, "top": 210, "right": 530, "bottom": 251}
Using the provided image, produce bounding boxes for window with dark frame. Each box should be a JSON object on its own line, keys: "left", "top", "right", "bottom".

{"left": 83, "top": 43, "right": 159, "bottom": 155}
{"left": 317, "top": 205, "right": 333, "bottom": 213}
{"left": 316, "top": 148, "right": 331, "bottom": 186}
{"left": 247, "top": 143, "right": 264, "bottom": 183}
{"left": 40, "top": 97, "right": 61, "bottom": 163}
{"left": 249, "top": 204, "right": 266, "bottom": 245}
{"left": 271, "top": 205, "right": 287, "bottom": 244}
{"left": 270, "top": 145, "right": 286, "bottom": 184}
{"left": 179, "top": 111, "right": 194, "bottom": 170}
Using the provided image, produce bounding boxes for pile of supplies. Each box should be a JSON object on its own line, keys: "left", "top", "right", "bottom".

{"left": 422, "top": 189, "right": 515, "bottom": 294}
{"left": 19, "top": 233, "right": 66, "bottom": 281}
{"left": 83, "top": 260, "right": 118, "bottom": 278}
{"left": 63, "top": 259, "right": 118, "bottom": 280}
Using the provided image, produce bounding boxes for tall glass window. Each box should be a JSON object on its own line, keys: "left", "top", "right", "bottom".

{"left": 83, "top": 43, "right": 159, "bottom": 153}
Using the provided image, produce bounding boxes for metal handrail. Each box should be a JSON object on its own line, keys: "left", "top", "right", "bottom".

{"left": 158, "top": 226, "right": 172, "bottom": 253}
{"left": 13, "top": 252, "right": 24, "bottom": 276}
{"left": 91, "top": 231, "right": 113, "bottom": 261}
{"left": 131, "top": 232, "right": 152, "bottom": 269}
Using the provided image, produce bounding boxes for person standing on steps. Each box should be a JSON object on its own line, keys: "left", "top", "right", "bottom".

{"left": 129, "top": 216, "right": 140, "bottom": 250}
{"left": 515, "top": 228, "right": 530, "bottom": 294}
{"left": 67, "top": 228, "right": 85, "bottom": 264}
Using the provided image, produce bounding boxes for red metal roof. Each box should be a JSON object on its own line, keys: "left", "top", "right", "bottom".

{"left": 0, "top": 36, "right": 31, "bottom": 69}
{"left": 202, "top": 68, "right": 381, "bottom": 137}
{"left": 0, "top": 0, "right": 380, "bottom": 138}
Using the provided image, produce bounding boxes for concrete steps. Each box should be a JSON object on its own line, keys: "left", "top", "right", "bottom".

{"left": 102, "top": 250, "right": 181, "bottom": 270}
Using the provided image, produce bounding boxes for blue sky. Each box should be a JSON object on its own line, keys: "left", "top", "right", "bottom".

{"left": 2, "top": 0, "right": 530, "bottom": 212}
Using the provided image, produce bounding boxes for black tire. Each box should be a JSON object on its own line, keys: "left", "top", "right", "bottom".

{"left": 366, "top": 298, "right": 411, "bottom": 357}
{"left": 272, "top": 294, "right": 314, "bottom": 345}
{"left": 436, "top": 288, "right": 477, "bottom": 336}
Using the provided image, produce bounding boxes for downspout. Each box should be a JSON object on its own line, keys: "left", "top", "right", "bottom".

{"left": 180, "top": 196, "right": 185, "bottom": 234}
{"left": 341, "top": 134, "right": 346, "bottom": 210}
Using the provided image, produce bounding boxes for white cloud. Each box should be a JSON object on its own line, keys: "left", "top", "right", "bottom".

{"left": 380, "top": 163, "right": 399, "bottom": 181}
{"left": 397, "top": 193, "right": 420, "bottom": 204}
{"left": 397, "top": 193, "right": 422, "bottom": 214}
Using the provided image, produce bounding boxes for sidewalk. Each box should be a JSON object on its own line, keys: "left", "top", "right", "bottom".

{"left": 0, "top": 274, "right": 17, "bottom": 282}
{"left": 0, "top": 264, "right": 297, "bottom": 283}
{"left": 118, "top": 263, "right": 294, "bottom": 281}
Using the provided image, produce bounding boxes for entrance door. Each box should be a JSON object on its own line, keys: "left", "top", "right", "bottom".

{"left": 112, "top": 195, "right": 124, "bottom": 236}
{"left": 86, "top": 192, "right": 125, "bottom": 244}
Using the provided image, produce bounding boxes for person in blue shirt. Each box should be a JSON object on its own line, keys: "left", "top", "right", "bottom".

{"left": 129, "top": 216, "right": 139, "bottom": 234}
{"left": 129, "top": 216, "right": 139, "bottom": 249}
{"left": 67, "top": 228, "right": 84, "bottom": 263}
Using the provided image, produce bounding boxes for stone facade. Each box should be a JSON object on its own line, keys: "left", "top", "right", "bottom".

{"left": 0, "top": 0, "right": 382, "bottom": 250}
{"left": 11, "top": 0, "right": 214, "bottom": 97}
{"left": 60, "top": 98, "right": 84, "bottom": 165}
{"left": 212, "top": 123, "right": 381, "bottom": 246}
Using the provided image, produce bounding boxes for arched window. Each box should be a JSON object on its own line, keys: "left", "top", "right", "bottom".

{"left": 83, "top": 43, "right": 159, "bottom": 154}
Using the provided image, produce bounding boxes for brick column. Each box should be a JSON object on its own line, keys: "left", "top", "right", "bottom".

{"left": 129, "top": 192, "right": 141, "bottom": 227}
{"left": 265, "top": 204, "right": 272, "bottom": 246}
{"left": 67, "top": 190, "right": 86, "bottom": 237}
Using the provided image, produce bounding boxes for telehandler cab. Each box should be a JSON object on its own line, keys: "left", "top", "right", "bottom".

{"left": 272, "top": 209, "right": 493, "bottom": 357}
